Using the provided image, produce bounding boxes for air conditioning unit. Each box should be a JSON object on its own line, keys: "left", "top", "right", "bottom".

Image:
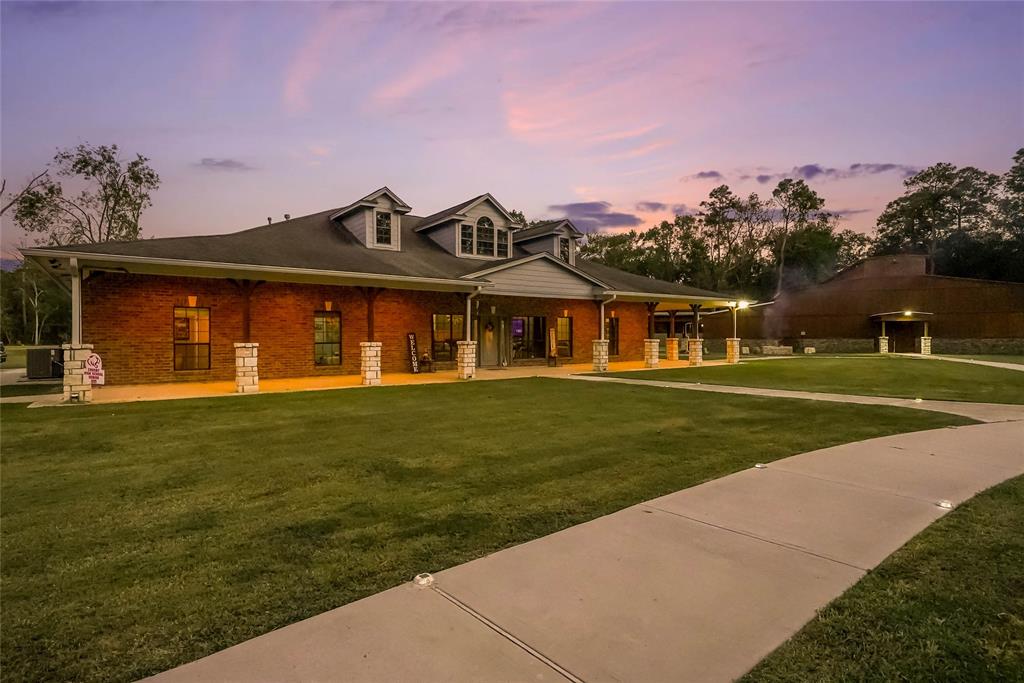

{"left": 26, "top": 347, "right": 63, "bottom": 379}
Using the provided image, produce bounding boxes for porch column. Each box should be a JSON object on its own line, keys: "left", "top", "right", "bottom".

{"left": 360, "top": 342, "right": 382, "bottom": 386}
{"left": 61, "top": 342, "right": 94, "bottom": 402}
{"left": 70, "top": 257, "right": 82, "bottom": 345}
{"left": 666, "top": 311, "right": 679, "bottom": 360}
{"left": 234, "top": 343, "right": 259, "bottom": 393}
{"left": 457, "top": 340, "right": 477, "bottom": 379}
{"left": 644, "top": 338, "right": 660, "bottom": 368}
{"left": 687, "top": 338, "right": 704, "bottom": 366}
{"left": 646, "top": 302, "right": 657, "bottom": 338}
{"left": 689, "top": 303, "right": 702, "bottom": 339}
{"left": 726, "top": 338, "right": 740, "bottom": 364}
{"left": 879, "top": 320, "right": 888, "bottom": 354}
{"left": 360, "top": 287, "right": 381, "bottom": 341}
{"left": 592, "top": 339, "right": 609, "bottom": 372}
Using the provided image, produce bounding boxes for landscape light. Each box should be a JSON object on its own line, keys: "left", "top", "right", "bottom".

{"left": 936, "top": 500, "right": 954, "bottom": 510}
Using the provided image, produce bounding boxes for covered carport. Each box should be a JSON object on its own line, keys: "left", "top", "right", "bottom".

{"left": 870, "top": 310, "right": 934, "bottom": 354}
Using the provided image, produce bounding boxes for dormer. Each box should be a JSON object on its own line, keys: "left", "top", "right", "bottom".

{"left": 330, "top": 187, "right": 412, "bottom": 251}
{"left": 415, "top": 193, "right": 519, "bottom": 260}
{"left": 512, "top": 219, "right": 583, "bottom": 266}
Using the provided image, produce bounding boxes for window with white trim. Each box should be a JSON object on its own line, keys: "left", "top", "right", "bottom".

{"left": 375, "top": 211, "right": 393, "bottom": 246}
{"left": 559, "top": 237, "right": 571, "bottom": 262}
{"left": 476, "top": 217, "right": 495, "bottom": 256}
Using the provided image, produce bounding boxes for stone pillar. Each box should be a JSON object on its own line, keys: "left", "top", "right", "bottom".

{"left": 592, "top": 339, "right": 609, "bottom": 372}
{"left": 726, "top": 338, "right": 740, "bottom": 364}
{"left": 61, "top": 343, "right": 94, "bottom": 402}
{"left": 665, "top": 337, "right": 680, "bottom": 361}
{"left": 456, "top": 340, "right": 477, "bottom": 379}
{"left": 234, "top": 343, "right": 259, "bottom": 393}
{"left": 644, "top": 339, "right": 660, "bottom": 368}
{"left": 878, "top": 336, "right": 889, "bottom": 354}
{"left": 688, "top": 338, "right": 703, "bottom": 367}
{"left": 360, "top": 341, "right": 382, "bottom": 386}
{"left": 920, "top": 337, "right": 932, "bottom": 355}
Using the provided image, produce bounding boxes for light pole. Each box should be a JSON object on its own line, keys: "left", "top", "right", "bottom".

{"left": 727, "top": 300, "right": 749, "bottom": 338}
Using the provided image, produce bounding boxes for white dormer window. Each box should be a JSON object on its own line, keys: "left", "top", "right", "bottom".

{"left": 476, "top": 217, "right": 495, "bottom": 256}
{"left": 497, "top": 228, "right": 509, "bottom": 258}
{"left": 558, "top": 237, "right": 571, "bottom": 262}
{"left": 375, "top": 211, "right": 393, "bottom": 246}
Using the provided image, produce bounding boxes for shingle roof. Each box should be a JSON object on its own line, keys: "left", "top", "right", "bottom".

{"left": 35, "top": 205, "right": 732, "bottom": 299}
{"left": 414, "top": 194, "right": 487, "bottom": 230}
{"left": 512, "top": 219, "right": 582, "bottom": 242}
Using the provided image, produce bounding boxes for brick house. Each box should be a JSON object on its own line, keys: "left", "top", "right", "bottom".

{"left": 23, "top": 188, "right": 732, "bottom": 399}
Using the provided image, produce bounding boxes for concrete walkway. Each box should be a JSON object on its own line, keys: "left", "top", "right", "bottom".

{"left": 922, "top": 353, "right": 1024, "bottom": 372}
{"left": 570, "top": 374, "right": 1024, "bottom": 423}
{"left": 149, "top": 420, "right": 1023, "bottom": 683}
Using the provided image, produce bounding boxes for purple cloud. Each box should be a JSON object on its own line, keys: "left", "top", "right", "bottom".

{"left": 749, "top": 162, "right": 919, "bottom": 184}
{"left": 635, "top": 201, "right": 667, "bottom": 212}
{"left": 548, "top": 201, "right": 643, "bottom": 233}
{"left": 195, "top": 157, "right": 256, "bottom": 172}
{"left": 692, "top": 170, "right": 724, "bottom": 180}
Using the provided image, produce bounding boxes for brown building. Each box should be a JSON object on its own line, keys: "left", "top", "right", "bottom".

{"left": 702, "top": 254, "right": 1024, "bottom": 354}
{"left": 24, "top": 187, "right": 732, "bottom": 399}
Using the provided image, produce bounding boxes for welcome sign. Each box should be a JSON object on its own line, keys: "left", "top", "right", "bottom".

{"left": 407, "top": 332, "right": 420, "bottom": 373}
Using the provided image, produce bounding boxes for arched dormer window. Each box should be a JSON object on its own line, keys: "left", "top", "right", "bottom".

{"left": 476, "top": 217, "right": 495, "bottom": 256}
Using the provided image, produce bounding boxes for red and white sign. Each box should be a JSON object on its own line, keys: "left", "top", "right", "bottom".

{"left": 85, "top": 353, "right": 105, "bottom": 385}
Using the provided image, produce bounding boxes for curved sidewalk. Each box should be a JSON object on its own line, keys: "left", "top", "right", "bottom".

{"left": 569, "top": 374, "right": 1024, "bottom": 423}
{"left": 148, "top": 420, "right": 1023, "bottom": 683}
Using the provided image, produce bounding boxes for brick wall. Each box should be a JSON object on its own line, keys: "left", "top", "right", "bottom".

{"left": 82, "top": 273, "right": 650, "bottom": 384}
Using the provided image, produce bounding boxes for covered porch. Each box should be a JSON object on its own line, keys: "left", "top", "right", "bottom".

{"left": 46, "top": 357, "right": 729, "bottom": 405}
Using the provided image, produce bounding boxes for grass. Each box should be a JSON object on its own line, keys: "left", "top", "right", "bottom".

{"left": 1, "top": 346, "right": 29, "bottom": 369}
{"left": 744, "top": 475, "right": 1024, "bottom": 681}
{"left": 604, "top": 355, "right": 1024, "bottom": 404}
{"left": 0, "top": 383, "right": 60, "bottom": 398}
{"left": 0, "top": 378, "right": 971, "bottom": 682}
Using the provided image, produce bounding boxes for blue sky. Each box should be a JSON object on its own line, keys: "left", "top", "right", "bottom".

{"left": 2, "top": 1, "right": 1022, "bottom": 256}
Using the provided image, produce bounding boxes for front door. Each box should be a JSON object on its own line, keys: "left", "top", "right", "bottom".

{"left": 479, "top": 315, "right": 500, "bottom": 366}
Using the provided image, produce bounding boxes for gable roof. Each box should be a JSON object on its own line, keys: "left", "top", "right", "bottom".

{"left": 330, "top": 186, "right": 412, "bottom": 221}
{"left": 512, "top": 219, "right": 583, "bottom": 242}
{"left": 415, "top": 193, "right": 518, "bottom": 231}
{"left": 23, "top": 193, "right": 735, "bottom": 303}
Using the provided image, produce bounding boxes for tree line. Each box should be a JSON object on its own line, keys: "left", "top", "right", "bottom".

{"left": 576, "top": 148, "right": 1024, "bottom": 300}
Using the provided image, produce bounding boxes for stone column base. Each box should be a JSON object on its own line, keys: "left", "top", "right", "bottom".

{"left": 878, "top": 336, "right": 889, "bottom": 354}
{"left": 644, "top": 338, "right": 660, "bottom": 368}
{"left": 687, "top": 338, "right": 704, "bottom": 366}
{"left": 234, "top": 342, "right": 259, "bottom": 393}
{"left": 456, "top": 340, "right": 477, "bottom": 379}
{"left": 726, "top": 338, "right": 740, "bottom": 364}
{"left": 920, "top": 336, "right": 932, "bottom": 355}
{"left": 665, "top": 337, "right": 680, "bottom": 361}
{"left": 360, "top": 341, "right": 382, "bottom": 386}
{"left": 61, "top": 343, "right": 95, "bottom": 402}
{"left": 592, "top": 339, "right": 609, "bottom": 372}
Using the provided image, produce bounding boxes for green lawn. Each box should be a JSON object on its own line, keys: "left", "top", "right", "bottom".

{"left": 605, "top": 356, "right": 1024, "bottom": 404}
{"left": 0, "top": 378, "right": 970, "bottom": 682}
{"left": 744, "top": 475, "right": 1024, "bottom": 681}
{"left": 2, "top": 346, "right": 29, "bottom": 369}
{"left": 0, "top": 383, "right": 60, "bottom": 398}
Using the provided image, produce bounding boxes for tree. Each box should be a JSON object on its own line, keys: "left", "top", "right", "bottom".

{"left": 874, "top": 162, "right": 1000, "bottom": 273}
{"left": 0, "top": 170, "right": 49, "bottom": 217}
{"left": 12, "top": 143, "right": 160, "bottom": 245}
{"left": 770, "top": 179, "right": 826, "bottom": 296}
{"left": 996, "top": 148, "right": 1024, "bottom": 238}
{"left": 0, "top": 260, "right": 71, "bottom": 345}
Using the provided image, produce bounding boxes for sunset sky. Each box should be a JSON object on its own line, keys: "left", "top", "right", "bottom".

{"left": 2, "top": 1, "right": 1022, "bottom": 258}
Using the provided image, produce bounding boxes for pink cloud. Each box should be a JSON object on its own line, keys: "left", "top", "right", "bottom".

{"left": 370, "top": 41, "right": 466, "bottom": 104}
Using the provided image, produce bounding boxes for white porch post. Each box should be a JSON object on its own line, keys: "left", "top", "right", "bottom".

{"left": 70, "top": 257, "right": 82, "bottom": 345}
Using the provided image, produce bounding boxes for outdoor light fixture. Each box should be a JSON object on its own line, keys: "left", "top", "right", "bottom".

{"left": 413, "top": 572, "right": 434, "bottom": 587}
{"left": 187, "top": 295, "right": 198, "bottom": 307}
{"left": 562, "top": 308, "right": 569, "bottom": 317}
{"left": 739, "top": 300, "right": 750, "bottom": 309}
{"left": 69, "top": 391, "right": 80, "bottom": 403}
{"left": 904, "top": 310, "right": 912, "bottom": 316}
{"left": 323, "top": 301, "right": 332, "bottom": 311}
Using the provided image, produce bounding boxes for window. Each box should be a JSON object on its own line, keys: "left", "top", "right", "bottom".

{"left": 559, "top": 237, "right": 571, "bottom": 261}
{"left": 476, "top": 217, "right": 494, "bottom": 256}
{"left": 314, "top": 311, "right": 341, "bottom": 365}
{"left": 431, "top": 313, "right": 465, "bottom": 361}
{"left": 173, "top": 306, "right": 210, "bottom": 370}
{"left": 512, "top": 316, "right": 546, "bottom": 359}
{"left": 375, "top": 211, "right": 392, "bottom": 245}
{"left": 605, "top": 317, "right": 620, "bottom": 356}
{"left": 460, "top": 224, "right": 474, "bottom": 254}
{"left": 497, "top": 228, "right": 509, "bottom": 258}
{"left": 556, "top": 316, "right": 573, "bottom": 357}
